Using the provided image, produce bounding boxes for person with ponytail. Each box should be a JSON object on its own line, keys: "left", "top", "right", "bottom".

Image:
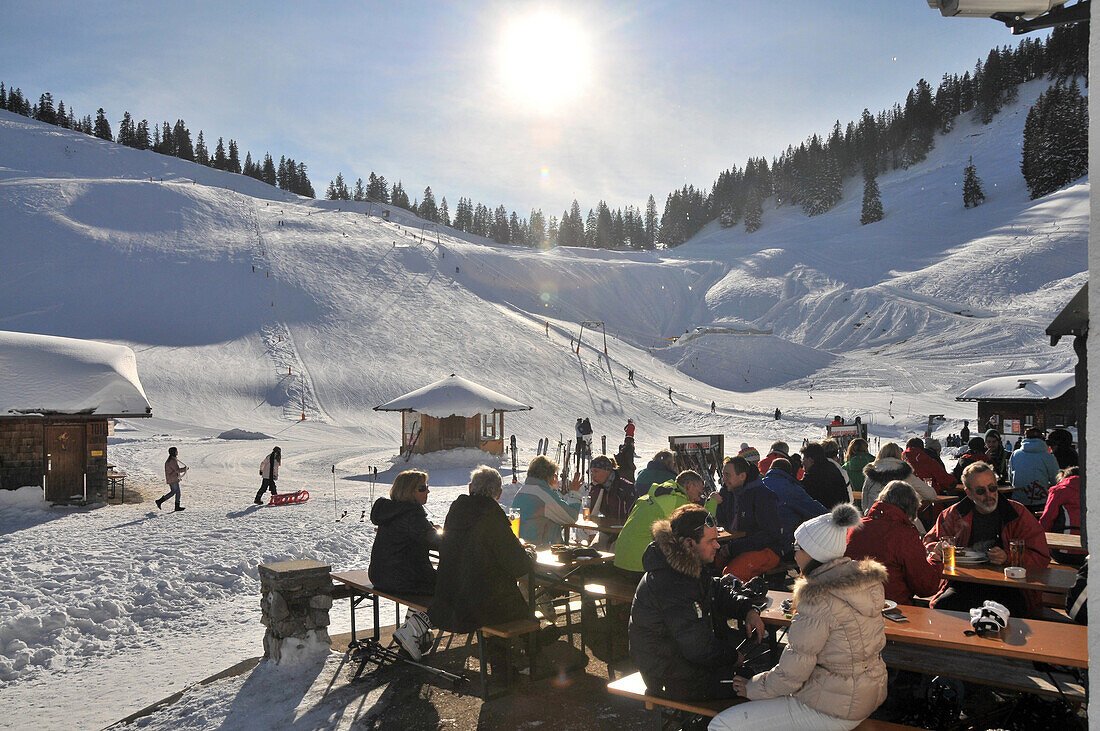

{"left": 712, "top": 504, "right": 888, "bottom": 730}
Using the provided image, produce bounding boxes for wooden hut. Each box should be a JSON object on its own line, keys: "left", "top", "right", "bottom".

{"left": 374, "top": 374, "right": 531, "bottom": 456}
{"left": 0, "top": 331, "right": 151, "bottom": 503}
{"left": 956, "top": 372, "right": 1076, "bottom": 438}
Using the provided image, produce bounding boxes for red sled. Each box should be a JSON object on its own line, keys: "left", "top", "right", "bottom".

{"left": 269, "top": 490, "right": 309, "bottom": 506}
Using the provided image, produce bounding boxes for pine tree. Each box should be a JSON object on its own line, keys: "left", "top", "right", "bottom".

{"left": 93, "top": 108, "right": 112, "bottom": 140}
{"left": 644, "top": 194, "right": 659, "bottom": 249}
{"left": 440, "top": 197, "right": 451, "bottom": 226}
{"left": 117, "top": 112, "right": 135, "bottom": 147}
{"left": 56, "top": 100, "right": 69, "bottom": 128}
{"left": 135, "top": 120, "right": 151, "bottom": 150}
{"left": 159, "top": 122, "right": 174, "bottom": 154}
{"left": 744, "top": 187, "right": 762, "bottom": 233}
{"left": 36, "top": 93, "right": 56, "bottom": 125}
{"left": 213, "top": 138, "right": 227, "bottom": 170}
{"left": 353, "top": 178, "right": 365, "bottom": 201}
{"left": 262, "top": 154, "right": 277, "bottom": 186}
{"left": 227, "top": 140, "right": 241, "bottom": 173}
{"left": 419, "top": 186, "right": 438, "bottom": 221}
{"left": 860, "top": 168, "right": 883, "bottom": 225}
{"left": 173, "top": 120, "right": 193, "bottom": 161}
{"left": 963, "top": 156, "right": 986, "bottom": 208}
{"left": 195, "top": 131, "right": 209, "bottom": 165}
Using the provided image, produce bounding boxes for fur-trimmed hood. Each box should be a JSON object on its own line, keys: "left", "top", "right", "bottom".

{"left": 793, "top": 557, "right": 887, "bottom": 614}
{"left": 863, "top": 457, "right": 913, "bottom": 484}
{"left": 644, "top": 519, "right": 703, "bottom": 578}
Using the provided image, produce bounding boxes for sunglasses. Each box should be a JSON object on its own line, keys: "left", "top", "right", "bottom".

{"left": 969, "top": 486, "right": 997, "bottom": 497}
{"left": 417, "top": 486, "right": 429, "bottom": 493}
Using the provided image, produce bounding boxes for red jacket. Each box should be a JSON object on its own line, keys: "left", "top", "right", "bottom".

{"left": 757, "top": 451, "right": 787, "bottom": 475}
{"left": 902, "top": 446, "right": 956, "bottom": 494}
{"left": 1039, "top": 475, "right": 1080, "bottom": 534}
{"left": 846, "top": 502, "right": 942, "bottom": 605}
{"left": 923, "top": 497, "right": 1050, "bottom": 616}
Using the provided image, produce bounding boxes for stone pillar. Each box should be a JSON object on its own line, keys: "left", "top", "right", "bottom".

{"left": 258, "top": 559, "right": 333, "bottom": 664}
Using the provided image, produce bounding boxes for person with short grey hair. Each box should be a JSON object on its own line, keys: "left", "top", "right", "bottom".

{"left": 428, "top": 466, "right": 533, "bottom": 636}
{"left": 844, "top": 480, "right": 941, "bottom": 606}
{"left": 469, "top": 464, "right": 503, "bottom": 499}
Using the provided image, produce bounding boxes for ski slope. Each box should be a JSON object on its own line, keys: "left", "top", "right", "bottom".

{"left": 0, "top": 75, "right": 1087, "bottom": 729}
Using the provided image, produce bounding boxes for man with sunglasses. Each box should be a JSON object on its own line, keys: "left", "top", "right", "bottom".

{"left": 923, "top": 461, "right": 1049, "bottom": 617}
{"left": 629, "top": 504, "right": 765, "bottom": 701}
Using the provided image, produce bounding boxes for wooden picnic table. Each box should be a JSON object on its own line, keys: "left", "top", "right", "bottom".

{"left": 853, "top": 491, "right": 958, "bottom": 503}
{"left": 566, "top": 518, "right": 743, "bottom": 542}
{"left": 1046, "top": 532, "right": 1085, "bottom": 553}
{"left": 761, "top": 590, "right": 1088, "bottom": 668}
{"left": 941, "top": 562, "right": 1077, "bottom": 594}
{"left": 534, "top": 548, "right": 615, "bottom": 571}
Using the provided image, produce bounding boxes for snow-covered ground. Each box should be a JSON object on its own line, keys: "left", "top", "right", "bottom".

{"left": 0, "top": 74, "right": 1087, "bottom": 729}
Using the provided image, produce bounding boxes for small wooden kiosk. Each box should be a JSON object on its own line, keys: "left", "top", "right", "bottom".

{"left": 956, "top": 373, "right": 1076, "bottom": 438}
{"left": 374, "top": 374, "right": 532, "bottom": 456}
{"left": 0, "top": 331, "right": 152, "bottom": 503}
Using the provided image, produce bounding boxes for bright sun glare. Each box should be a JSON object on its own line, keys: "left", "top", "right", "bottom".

{"left": 499, "top": 10, "right": 591, "bottom": 113}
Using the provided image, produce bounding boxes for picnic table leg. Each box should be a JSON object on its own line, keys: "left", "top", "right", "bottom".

{"left": 476, "top": 629, "right": 488, "bottom": 699}
{"left": 372, "top": 593, "right": 380, "bottom": 645}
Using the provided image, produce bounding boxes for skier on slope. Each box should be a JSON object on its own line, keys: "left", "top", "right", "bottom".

{"left": 255, "top": 446, "right": 282, "bottom": 505}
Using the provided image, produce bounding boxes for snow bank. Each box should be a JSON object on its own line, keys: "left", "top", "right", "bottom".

{"left": 0, "top": 486, "right": 47, "bottom": 509}
{"left": 217, "top": 429, "right": 272, "bottom": 440}
{"left": 654, "top": 334, "right": 836, "bottom": 391}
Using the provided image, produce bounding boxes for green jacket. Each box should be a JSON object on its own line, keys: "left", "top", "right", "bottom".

{"left": 613, "top": 479, "right": 718, "bottom": 573}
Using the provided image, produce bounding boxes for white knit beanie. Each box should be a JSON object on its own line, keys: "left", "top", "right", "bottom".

{"left": 794, "top": 503, "right": 861, "bottom": 563}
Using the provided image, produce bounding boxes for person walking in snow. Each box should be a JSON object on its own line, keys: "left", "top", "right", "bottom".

{"left": 628, "top": 369, "right": 635, "bottom": 385}
{"left": 711, "top": 401, "right": 717, "bottom": 414}
{"left": 157, "top": 447, "right": 187, "bottom": 511}
{"left": 625, "top": 419, "right": 636, "bottom": 440}
{"left": 255, "top": 446, "right": 282, "bottom": 505}
{"left": 668, "top": 386, "right": 673, "bottom": 403}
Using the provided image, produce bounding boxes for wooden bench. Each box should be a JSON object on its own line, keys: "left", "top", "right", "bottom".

{"left": 607, "top": 671, "right": 916, "bottom": 729}
{"left": 332, "top": 569, "right": 540, "bottom": 698}
{"left": 106, "top": 469, "right": 126, "bottom": 502}
{"left": 881, "top": 644, "right": 1085, "bottom": 703}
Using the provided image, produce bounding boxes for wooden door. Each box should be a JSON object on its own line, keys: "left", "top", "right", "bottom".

{"left": 440, "top": 416, "right": 466, "bottom": 450}
{"left": 45, "top": 425, "right": 85, "bottom": 501}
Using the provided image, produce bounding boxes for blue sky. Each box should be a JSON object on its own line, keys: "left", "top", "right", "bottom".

{"left": 3, "top": 1, "right": 1022, "bottom": 215}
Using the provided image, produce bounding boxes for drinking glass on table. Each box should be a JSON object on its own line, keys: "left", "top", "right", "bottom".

{"left": 1008, "top": 539, "right": 1026, "bottom": 567}
{"left": 939, "top": 536, "right": 956, "bottom": 572}
{"left": 508, "top": 508, "right": 521, "bottom": 537}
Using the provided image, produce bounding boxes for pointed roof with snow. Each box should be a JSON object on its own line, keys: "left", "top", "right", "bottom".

{"left": 373, "top": 374, "right": 531, "bottom": 418}
{"left": 0, "top": 330, "right": 152, "bottom": 417}
{"left": 956, "top": 373, "right": 1075, "bottom": 402}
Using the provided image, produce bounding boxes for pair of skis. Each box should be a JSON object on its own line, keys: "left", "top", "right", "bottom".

{"left": 535, "top": 437, "right": 550, "bottom": 456}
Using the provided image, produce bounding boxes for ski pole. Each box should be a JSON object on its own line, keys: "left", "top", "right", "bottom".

{"left": 332, "top": 465, "right": 338, "bottom": 522}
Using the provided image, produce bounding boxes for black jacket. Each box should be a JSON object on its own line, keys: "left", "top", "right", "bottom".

{"left": 716, "top": 478, "right": 786, "bottom": 558}
{"left": 628, "top": 520, "right": 754, "bottom": 700}
{"left": 367, "top": 497, "right": 440, "bottom": 596}
{"left": 800, "top": 461, "right": 849, "bottom": 509}
{"left": 428, "top": 494, "right": 533, "bottom": 633}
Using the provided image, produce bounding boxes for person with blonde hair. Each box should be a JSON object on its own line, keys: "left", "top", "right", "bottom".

{"left": 511, "top": 454, "right": 583, "bottom": 546}
{"left": 842, "top": 439, "right": 872, "bottom": 494}
{"left": 860, "top": 442, "right": 935, "bottom": 512}
{"left": 369, "top": 469, "right": 441, "bottom": 660}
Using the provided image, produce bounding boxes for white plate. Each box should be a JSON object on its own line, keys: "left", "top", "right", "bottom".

{"left": 954, "top": 555, "right": 987, "bottom": 565}
{"left": 883, "top": 600, "right": 898, "bottom": 612}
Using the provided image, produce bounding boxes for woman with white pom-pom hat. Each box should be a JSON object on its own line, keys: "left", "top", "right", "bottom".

{"left": 711, "top": 504, "right": 888, "bottom": 730}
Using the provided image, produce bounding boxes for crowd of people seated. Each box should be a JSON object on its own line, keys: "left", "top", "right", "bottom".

{"left": 362, "top": 423, "right": 1078, "bottom": 728}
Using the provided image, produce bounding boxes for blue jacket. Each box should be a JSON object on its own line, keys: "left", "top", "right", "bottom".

{"left": 760, "top": 468, "right": 827, "bottom": 548}
{"left": 718, "top": 478, "right": 786, "bottom": 558}
{"left": 1009, "top": 438, "right": 1060, "bottom": 507}
{"left": 634, "top": 460, "right": 677, "bottom": 499}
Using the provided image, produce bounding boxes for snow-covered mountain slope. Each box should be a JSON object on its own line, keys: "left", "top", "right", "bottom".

{"left": 0, "top": 75, "right": 1087, "bottom": 728}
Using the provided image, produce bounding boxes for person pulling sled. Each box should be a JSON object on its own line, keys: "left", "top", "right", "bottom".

{"left": 255, "top": 446, "right": 282, "bottom": 505}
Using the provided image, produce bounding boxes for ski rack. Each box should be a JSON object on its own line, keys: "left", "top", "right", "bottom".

{"left": 668, "top": 434, "right": 725, "bottom": 493}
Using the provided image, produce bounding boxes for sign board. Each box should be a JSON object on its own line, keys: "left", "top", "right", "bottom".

{"left": 90, "top": 450, "right": 104, "bottom": 457}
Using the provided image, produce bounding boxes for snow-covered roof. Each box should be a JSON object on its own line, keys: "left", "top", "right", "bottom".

{"left": 956, "top": 373, "right": 1075, "bottom": 402}
{"left": 374, "top": 374, "right": 532, "bottom": 418}
{"left": 0, "top": 330, "right": 151, "bottom": 417}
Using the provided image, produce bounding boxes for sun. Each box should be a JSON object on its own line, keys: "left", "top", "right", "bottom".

{"left": 498, "top": 10, "right": 591, "bottom": 113}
